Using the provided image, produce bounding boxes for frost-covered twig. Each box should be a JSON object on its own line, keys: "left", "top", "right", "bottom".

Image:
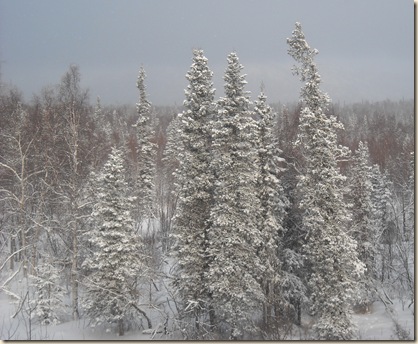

{"left": 0, "top": 315, "right": 20, "bottom": 340}
{"left": 11, "top": 291, "right": 28, "bottom": 319}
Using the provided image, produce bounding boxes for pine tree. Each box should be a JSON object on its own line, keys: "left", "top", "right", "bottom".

{"left": 206, "top": 52, "right": 264, "bottom": 339}
{"left": 349, "top": 141, "right": 375, "bottom": 310}
{"left": 171, "top": 49, "right": 216, "bottom": 337}
{"left": 134, "top": 67, "right": 157, "bottom": 220}
{"left": 83, "top": 147, "right": 149, "bottom": 336}
{"left": 287, "top": 22, "right": 365, "bottom": 340}
{"left": 253, "top": 89, "right": 288, "bottom": 331}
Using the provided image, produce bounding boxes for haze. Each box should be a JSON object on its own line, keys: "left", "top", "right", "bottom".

{"left": 0, "top": 0, "right": 413, "bottom": 106}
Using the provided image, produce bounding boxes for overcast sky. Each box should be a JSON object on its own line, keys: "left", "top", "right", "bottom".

{"left": 0, "top": 0, "right": 413, "bottom": 106}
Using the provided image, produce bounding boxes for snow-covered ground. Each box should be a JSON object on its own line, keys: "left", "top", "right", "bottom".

{"left": 0, "top": 290, "right": 163, "bottom": 340}
{"left": 0, "top": 287, "right": 414, "bottom": 340}
{"left": 352, "top": 300, "right": 414, "bottom": 340}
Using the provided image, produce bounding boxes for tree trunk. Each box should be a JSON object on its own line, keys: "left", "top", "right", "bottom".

{"left": 31, "top": 224, "right": 41, "bottom": 275}
{"left": 131, "top": 303, "right": 152, "bottom": 329}
{"left": 209, "top": 304, "right": 215, "bottom": 328}
{"left": 71, "top": 221, "right": 79, "bottom": 320}
{"left": 296, "top": 299, "right": 301, "bottom": 326}
{"left": 20, "top": 215, "right": 27, "bottom": 277}
{"left": 10, "top": 237, "right": 15, "bottom": 270}
{"left": 118, "top": 319, "right": 124, "bottom": 336}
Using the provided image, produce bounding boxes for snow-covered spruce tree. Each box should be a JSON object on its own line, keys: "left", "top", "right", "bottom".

{"left": 159, "top": 114, "right": 181, "bottom": 252}
{"left": 133, "top": 67, "right": 157, "bottom": 221}
{"left": 83, "top": 147, "right": 150, "bottom": 336}
{"left": 253, "top": 89, "right": 288, "bottom": 332}
{"left": 276, "top": 104, "right": 308, "bottom": 327}
{"left": 206, "top": 52, "right": 264, "bottom": 340}
{"left": 171, "top": 49, "right": 216, "bottom": 338}
{"left": 92, "top": 96, "right": 112, "bottom": 146}
{"left": 349, "top": 141, "right": 376, "bottom": 310}
{"left": 162, "top": 114, "right": 181, "bottom": 175}
{"left": 287, "top": 22, "right": 365, "bottom": 340}
{"left": 29, "top": 258, "right": 65, "bottom": 325}
{"left": 369, "top": 165, "right": 395, "bottom": 283}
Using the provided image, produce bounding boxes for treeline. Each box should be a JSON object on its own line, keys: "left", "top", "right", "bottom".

{"left": 0, "top": 23, "right": 413, "bottom": 340}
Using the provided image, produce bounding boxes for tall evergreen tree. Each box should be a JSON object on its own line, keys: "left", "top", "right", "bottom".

{"left": 349, "top": 141, "right": 375, "bottom": 310}
{"left": 171, "top": 50, "right": 216, "bottom": 337}
{"left": 287, "top": 22, "right": 364, "bottom": 340}
{"left": 206, "top": 52, "right": 264, "bottom": 339}
{"left": 370, "top": 164, "right": 395, "bottom": 282}
{"left": 276, "top": 104, "right": 307, "bottom": 326}
{"left": 159, "top": 114, "right": 181, "bottom": 251}
{"left": 134, "top": 67, "right": 157, "bottom": 220}
{"left": 83, "top": 147, "right": 149, "bottom": 336}
{"left": 253, "top": 89, "right": 288, "bottom": 331}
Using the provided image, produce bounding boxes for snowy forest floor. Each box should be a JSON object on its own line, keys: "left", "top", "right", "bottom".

{"left": 0, "top": 290, "right": 414, "bottom": 340}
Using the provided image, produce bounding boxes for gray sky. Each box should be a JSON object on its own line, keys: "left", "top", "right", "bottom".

{"left": 0, "top": 0, "right": 413, "bottom": 106}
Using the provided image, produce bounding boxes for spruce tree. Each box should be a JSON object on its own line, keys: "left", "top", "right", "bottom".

{"left": 171, "top": 49, "right": 216, "bottom": 337}
{"left": 92, "top": 96, "right": 112, "bottom": 143}
{"left": 287, "top": 22, "right": 365, "bottom": 340}
{"left": 30, "top": 259, "right": 65, "bottom": 325}
{"left": 277, "top": 105, "right": 307, "bottom": 326}
{"left": 349, "top": 141, "right": 375, "bottom": 310}
{"left": 207, "top": 52, "right": 264, "bottom": 339}
{"left": 253, "top": 89, "right": 288, "bottom": 331}
{"left": 159, "top": 114, "right": 181, "bottom": 251}
{"left": 370, "top": 164, "right": 394, "bottom": 282}
{"left": 134, "top": 67, "right": 157, "bottom": 220}
{"left": 83, "top": 147, "right": 148, "bottom": 336}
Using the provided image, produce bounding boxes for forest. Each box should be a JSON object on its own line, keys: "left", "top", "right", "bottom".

{"left": 0, "top": 23, "right": 414, "bottom": 340}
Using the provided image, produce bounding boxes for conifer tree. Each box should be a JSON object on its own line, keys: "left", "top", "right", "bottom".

{"left": 162, "top": 114, "right": 181, "bottom": 175}
{"left": 287, "top": 22, "right": 364, "bottom": 340}
{"left": 134, "top": 67, "right": 157, "bottom": 220}
{"left": 370, "top": 165, "right": 393, "bottom": 238}
{"left": 171, "top": 49, "right": 216, "bottom": 337}
{"left": 83, "top": 147, "right": 149, "bottom": 336}
{"left": 276, "top": 104, "right": 307, "bottom": 326}
{"left": 253, "top": 89, "right": 288, "bottom": 330}
{"left": 207, "top": 52, "right": 264, "bottom": 339}
{"left": 92, "top": 96, "right": 112, "bottom": 142}
{"left": 30, "top": 259, "right": 65, "bottom": 325}
{"left": 349, "top": 141, "right": 375, "bottom": 309}
{"left": 370, "top": 164, "right": 394, "bottom": 282}
{"left": 159, "top": 114, "right": 181, "bottom": 251}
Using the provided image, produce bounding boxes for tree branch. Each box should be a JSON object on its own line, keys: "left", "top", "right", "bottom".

{"left": 131, "top": 303, "right": 152, "bottom": 329}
